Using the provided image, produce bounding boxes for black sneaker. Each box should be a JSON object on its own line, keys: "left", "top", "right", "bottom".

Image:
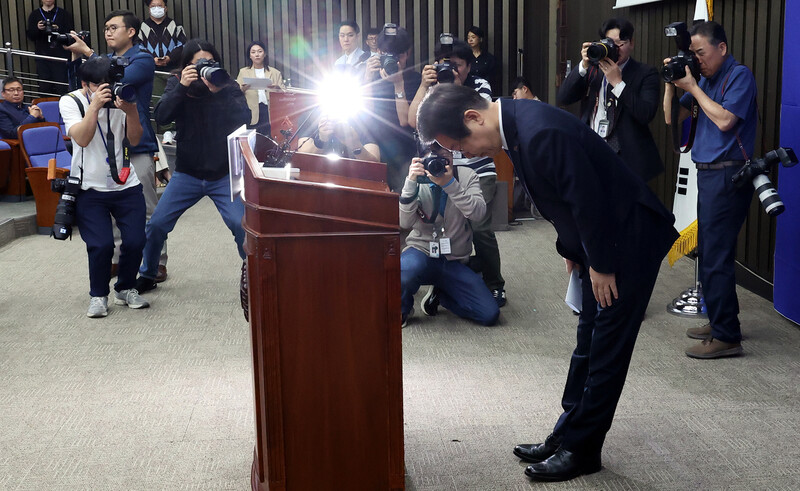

{"left": 135, "top": 276, "right": 158, "bottom": 293}
{"left": 492, "top": 288, "right": 507, "bottom": 308}
{"left": 421, "top": 286, "right": 440, "bottom": 316}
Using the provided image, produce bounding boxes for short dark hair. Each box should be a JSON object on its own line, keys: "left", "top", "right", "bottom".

{"left": 145, "top": 0, "right": 168, "bottom": 6}
{"left": 180, "top": 38, "right": 223, "bottom": 68}
{"left": 105, "top": 10, "right": 142, "bottom": 40}
{"left": 365, "top": 28, "right": 380, "bottom": 37}
{"left": 436, "top": 39, "right": 471, "bottom": 63}
{"left": 690, "top": 20, "right": 727, "bottom": 47}
{"left": 78, "top": 57, "right": 112, "bottom": 85}
{"left": 511, "top": 76, "right": 533, "bottom": 93}
{"left": 378, "top": 24, "right": 412, "bottom": 55}
{"left": 246, "top": 41, "right": 269, "bottom": 67}
{"left": 2, "top": 76, "right": 23, "bottom": 91}
{"left": 339, "top": 20, "right": 360, "bottom": 35}
{"left": 467, "top": 26, "right": 485, "bottom": 40}
{"left": 599, "top": 18, "right": 634, "bottom": 41}
{"left": 417, "top": 83, "right": 490, "bottom": 143}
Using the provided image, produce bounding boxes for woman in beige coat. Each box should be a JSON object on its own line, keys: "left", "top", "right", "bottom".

{"left": 236, "top": 41, "right": 284, "bottom": 136}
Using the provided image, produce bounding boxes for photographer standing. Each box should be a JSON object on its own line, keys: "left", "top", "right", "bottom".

{"left": 64, "top": 10, "right": 165, "bottom": 281}
{"left": 26, "top": 0, "right": 74, "bottom": 95}
{"left": 408, "top": 38, "right": 507, "bottom": 308}
{"left": 557, "top": 18, "right": 663, "bottom": 182}
{"left": 136, "top": 39, "right": 250, "bottom": 293}
{"left": 663, "top": 21, "right": 757, "bottom": 359}
{"left": 399, "top": 149, "right": 498, "bottom": 327}
{"left": 363, "top": 24, "right": 421, "bottom": 191}
{"left": 59, "top": 57, "right": 148, "bottom": 317}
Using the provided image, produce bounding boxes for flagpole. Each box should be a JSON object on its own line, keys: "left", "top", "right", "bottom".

{"left": 666, "top": 0, "right": 711, "bottom": 319}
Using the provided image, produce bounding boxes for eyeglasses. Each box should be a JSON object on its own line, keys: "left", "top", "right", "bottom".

{"left": 2, "top": 87, "right": 23, "bottom": 93}
{"left": 103, "top": 24, "right": 124, "bottom": 34}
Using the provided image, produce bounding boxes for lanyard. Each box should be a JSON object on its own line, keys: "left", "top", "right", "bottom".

{"left": 40, "top": 7, "right": 58, "bottom": 23}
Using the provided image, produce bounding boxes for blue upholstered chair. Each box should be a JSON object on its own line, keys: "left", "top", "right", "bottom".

{"left": 17, "top": 122, "right": 72, "bottom": 231}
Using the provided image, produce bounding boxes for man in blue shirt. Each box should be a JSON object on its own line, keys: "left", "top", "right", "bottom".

{"left": 0, "top": 77, "right": 45, "bottom": 139}
{"left": 65, "top": 10, "right": 168, "bottom": 281}
{"left": 663, "top": 21, "right": 758, "bottom": 359}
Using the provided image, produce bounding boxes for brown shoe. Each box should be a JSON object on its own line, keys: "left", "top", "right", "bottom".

{"left": 685, "top": 338, "right": 743, "bottom": 359}
{"left": 686, "top": 323, "right": 711, "bottom": 339}
{"left": 155, "top": 265, "right": 168, "bottom": 283}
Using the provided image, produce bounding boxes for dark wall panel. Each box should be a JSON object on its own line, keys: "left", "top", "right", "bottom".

{"left": 2, "top": 0, "right": 530, "bottom": 97}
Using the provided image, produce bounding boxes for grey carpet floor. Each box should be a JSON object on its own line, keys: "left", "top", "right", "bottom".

{"left": 1, "top": 198, "right": 798, "bottom": 490}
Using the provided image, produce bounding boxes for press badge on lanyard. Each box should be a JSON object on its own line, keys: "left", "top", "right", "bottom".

{"left": 597, "top": 119, "right": 610, "bottom": 139}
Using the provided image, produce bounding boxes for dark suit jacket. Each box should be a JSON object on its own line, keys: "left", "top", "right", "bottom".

{"left": 557, "top": 58, "right": 663, "bottom": 182}
{"left": 500, "top": 99, "right": 677, "bottom": 274}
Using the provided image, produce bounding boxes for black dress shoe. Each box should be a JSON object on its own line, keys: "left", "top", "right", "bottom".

{"left": 513, "top": 433, "right": 561, "bottom": 463}
{"left": 524, "top": 448, "right": 602, "bottom": 482}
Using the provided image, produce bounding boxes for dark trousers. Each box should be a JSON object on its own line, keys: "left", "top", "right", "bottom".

{"left": 469, "top": 175, "right": 505, "bottom": 290}
{"left": 76, "top": 185, "right": 146, "bottom": 297}
{"left": 552, "top": 206, "right": 673, "bottom": 455}
{"left": 35, "top": 58, "right": 68, "bottom": 96}
{"left": 697, "top": 166, "right": 754, "bottom": 343}
{"left": 248, "top": 102, "right": 272, "bottom": 137}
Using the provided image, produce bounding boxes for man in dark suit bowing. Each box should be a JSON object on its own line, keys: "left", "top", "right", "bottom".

{"left": 416, "top": 84, "right": 679, "bottom": 482}
{"left": 558, "top": 18, "right": 663, "bottom": 182}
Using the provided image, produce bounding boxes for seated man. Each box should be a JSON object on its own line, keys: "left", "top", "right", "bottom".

{"left": 399, "top": 147, "right": 499, "bottom": 327}
{"left": 297, "top": 113, "right": 380, "bottom": 162}
{"left": 511, "top": 77, "right": 540, "bottom": 100}
{"left": 0, "top": 77, "right": 45, "bottom": 139}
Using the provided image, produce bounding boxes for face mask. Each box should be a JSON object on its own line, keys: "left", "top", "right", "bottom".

{"left": 150, "top": 6, "right": 166, "bottom": 19}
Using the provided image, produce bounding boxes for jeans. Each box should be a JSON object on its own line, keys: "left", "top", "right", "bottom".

{"left": 75, "top": 185, "right": 146, "bottom": 297}
{"left": 139, "top": 171, "right": 245, "bottom": 280}
{"left": 401, "top": 247, "right": 499, "bottom": 326}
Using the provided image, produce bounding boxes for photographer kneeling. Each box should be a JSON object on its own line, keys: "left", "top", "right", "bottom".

{"left": 136, "top": 39, "right": 250, "bottom": 293}
{"left": 59, "top": 56, "right": 148, "bottom": 317}
{"left": 399, "top": 147, "right": 499, "bottom": 327}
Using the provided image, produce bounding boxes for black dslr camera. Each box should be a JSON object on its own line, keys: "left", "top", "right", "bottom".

{"left": 586, "top": 38, "right": 619, "bottom": 65}
{"left": 422, "top": 154, "right": 448, "bottom": 178}
{"left": 104, "top": 56, "right": 136, "bottom": 108}
{"left": 195, "top": 58, "right": 231, "bottom": 86}
{"left": 731, "top": 147, "right": 798, "bottom": 216}
{"left": 51, "top": 176, "right": 82, "bottom": 240}
{"left": 50, "top": 30, "right": 91, "bottom": 48}
{"left": 434, "top": 33, "right": 455, "bottom": 83}
{"left": 379, "top": 23, "right": 400, "bottom": 75}
{"left": 662, "top": 22, "right": 700, "bottom": 82}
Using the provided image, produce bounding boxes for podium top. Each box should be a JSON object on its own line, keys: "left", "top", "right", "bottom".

{"left": 239, "top": 137, "right": 399, "bottom": 231}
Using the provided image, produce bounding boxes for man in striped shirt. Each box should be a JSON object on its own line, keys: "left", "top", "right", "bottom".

{"left": 409, "top": 38, "right": 507, "bottom": 310}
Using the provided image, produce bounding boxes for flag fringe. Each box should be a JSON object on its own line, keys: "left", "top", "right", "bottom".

{"left": 667, "top": 220, "right": 698, "bottom": 267}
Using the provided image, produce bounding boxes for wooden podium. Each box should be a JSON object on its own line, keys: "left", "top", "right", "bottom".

{"left": 240, "top": 141, "right": 404, "bottom": 491}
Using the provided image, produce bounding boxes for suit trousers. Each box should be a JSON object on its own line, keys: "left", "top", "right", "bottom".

{"left": 696, "top": 166, "right": 753, "bottom": 343}
{"left": 551, "top": 205, "right": 670, "bottom": 455}
{"left": 112, "top": 153, "right": 167, "bottom": 267}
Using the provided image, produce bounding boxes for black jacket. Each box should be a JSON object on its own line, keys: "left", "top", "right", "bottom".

{"left": 26, "top": 7, "right": 73, "bottom": 58}
{"left": 155, "top": 76, "right": 250, "bottom": 181}
{"left": 500, "top": 99, "right": 677, "bottom": 274}
{"left": 557, "top": 58, "right": 663, "bottom": 182}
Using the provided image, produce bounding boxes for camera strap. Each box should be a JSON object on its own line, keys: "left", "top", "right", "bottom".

{"left": 102, "top": 110, "right": 131, "bottom": 184}
{"left": 670, "top": 93, "right": 698, "bottom": 154}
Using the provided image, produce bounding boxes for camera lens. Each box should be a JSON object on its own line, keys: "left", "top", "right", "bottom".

{"left": 113, "top": 83, "right": 137, "bottom": 103}
{"left": 436, "top": 63, "right": 455, "bottom": 84}
{"left": 424, "top": 156, "right": 448, "bottom": 177}
{"left": 586, "top": 43, "right": 608, "bottom": 64}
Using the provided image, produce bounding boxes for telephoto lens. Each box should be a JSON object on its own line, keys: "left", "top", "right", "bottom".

{"left": 195, "top": 58, "right": 231, "bottom": 86}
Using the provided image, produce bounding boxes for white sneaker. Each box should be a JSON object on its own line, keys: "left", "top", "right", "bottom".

{"left": 87, "top": 296, "right": 108, "bottom": 318}
{"left": 162, "top": 131, "right": 175, "bottom": 145}
{"left": 114, "top": 289, "right": 150, "bottom": 309}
